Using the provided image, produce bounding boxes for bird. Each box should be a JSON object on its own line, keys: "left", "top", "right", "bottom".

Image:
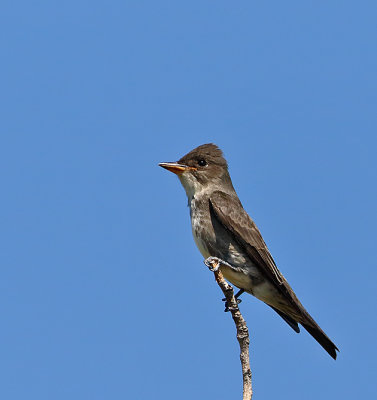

{"left": 159, "top": 143, "right": 339, "bottom": 360}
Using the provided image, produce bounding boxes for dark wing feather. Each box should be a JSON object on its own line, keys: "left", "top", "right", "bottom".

{"left": 209, "top": 191, "right": 339, "bottom": 359}
{"left": 209, "top": 191, "right": 305, "bottom": 313}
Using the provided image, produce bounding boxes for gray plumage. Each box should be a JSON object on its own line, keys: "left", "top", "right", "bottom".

{"left": 160, "top": 143, "right": 339, "bottom": 359}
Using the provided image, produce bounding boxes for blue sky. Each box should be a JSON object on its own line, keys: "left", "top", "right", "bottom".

{"left": 1, "top": 1, "right": 376, "bottom": 399}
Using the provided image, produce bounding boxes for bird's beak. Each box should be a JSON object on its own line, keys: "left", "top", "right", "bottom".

{"left": 159, "top": 162, "right": 196, "bottom": 175}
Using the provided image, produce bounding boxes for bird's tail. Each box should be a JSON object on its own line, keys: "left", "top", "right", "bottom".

{"left": 301, "top": 314, "right": 339, "bottom": 360}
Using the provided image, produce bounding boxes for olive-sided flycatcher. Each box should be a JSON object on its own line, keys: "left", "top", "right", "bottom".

{"left": 159, "top": 143, "right": 338, "bottom": 359}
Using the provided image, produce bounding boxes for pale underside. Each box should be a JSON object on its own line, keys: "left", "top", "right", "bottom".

{"left": 192, "top": 213, "right": 302, "bottom": 320}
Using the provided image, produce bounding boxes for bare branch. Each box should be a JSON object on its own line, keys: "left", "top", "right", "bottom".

{"left": 212, "top": 266, "right": 252, "bottom": 400}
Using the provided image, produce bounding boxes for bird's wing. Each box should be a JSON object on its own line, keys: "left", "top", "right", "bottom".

{"left": 209, "top": 191, "right": 339, "bottom": 359}
{"left": 209, "top": 190, "right": 303, "bottom": 311}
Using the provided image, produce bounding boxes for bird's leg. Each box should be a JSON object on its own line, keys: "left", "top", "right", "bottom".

{"left": 235, "top": 288, "right": 245, "bottom": 299}
{"left": 204, "top": 256, "right": 234, "bottom": 272}
{"left": 223, "top": 288, "right": 245, "bottom": 312}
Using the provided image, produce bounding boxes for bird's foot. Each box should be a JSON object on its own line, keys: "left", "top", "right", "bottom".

{"left": 222, "top": 288, "right": 245, "bottom": 312}
{"left": 204, "top": 256, "right": 233, "bottom": 272}
{"left": 222, "top": 297, "right": 242, "bottom": 312}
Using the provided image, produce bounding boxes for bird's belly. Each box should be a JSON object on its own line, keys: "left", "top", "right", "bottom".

{"left": 221, "top": 265, "right": 255, "bottom": 292}
{"left": 191, "top": 213, "right": 260, "bottom": 290}
{"left": 222, "top": 266, "right": 287, "bottom": 307}
{"left": 190, "top": 206, "right": 281, "bottom": 301}
{"left": 190, "top": 210, "right": 295, "bottom": 314}
{"left": 252, "top": 280, "right": 281, "bottom": 304}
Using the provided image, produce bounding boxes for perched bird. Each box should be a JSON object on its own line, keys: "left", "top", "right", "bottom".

{"left": 159, "top": 143, "right": 339, "bottom": 359}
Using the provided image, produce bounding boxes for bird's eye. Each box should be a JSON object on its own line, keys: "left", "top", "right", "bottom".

{"left": 198, "top": 159, "right": 207, "bottom": 167}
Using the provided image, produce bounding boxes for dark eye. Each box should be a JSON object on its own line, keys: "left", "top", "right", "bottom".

{"left": 198, "top": 159, "right": 207, "bottom": 167}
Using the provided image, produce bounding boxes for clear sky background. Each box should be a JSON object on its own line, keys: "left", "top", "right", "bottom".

{"left": 1, "top": 1, "right": 376, "bottom": 399}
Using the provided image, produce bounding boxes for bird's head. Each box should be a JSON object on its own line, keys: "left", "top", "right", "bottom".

{"left": 159, "top": 143, "right": 233, "bottom": 198}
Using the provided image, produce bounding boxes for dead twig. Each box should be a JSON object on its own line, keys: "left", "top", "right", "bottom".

{"left": 212, "top": 264, "right": 252, "bottom": 400}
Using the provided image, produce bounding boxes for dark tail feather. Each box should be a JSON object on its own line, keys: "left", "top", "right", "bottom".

{"left": 302, "top": 322, "right": 339, "bottom": 360}
{"left": 270, "top": 305, "right": 339, "bottom": 359}
{"left": 270, "top": 306, "right": 300, "bottom": 333}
